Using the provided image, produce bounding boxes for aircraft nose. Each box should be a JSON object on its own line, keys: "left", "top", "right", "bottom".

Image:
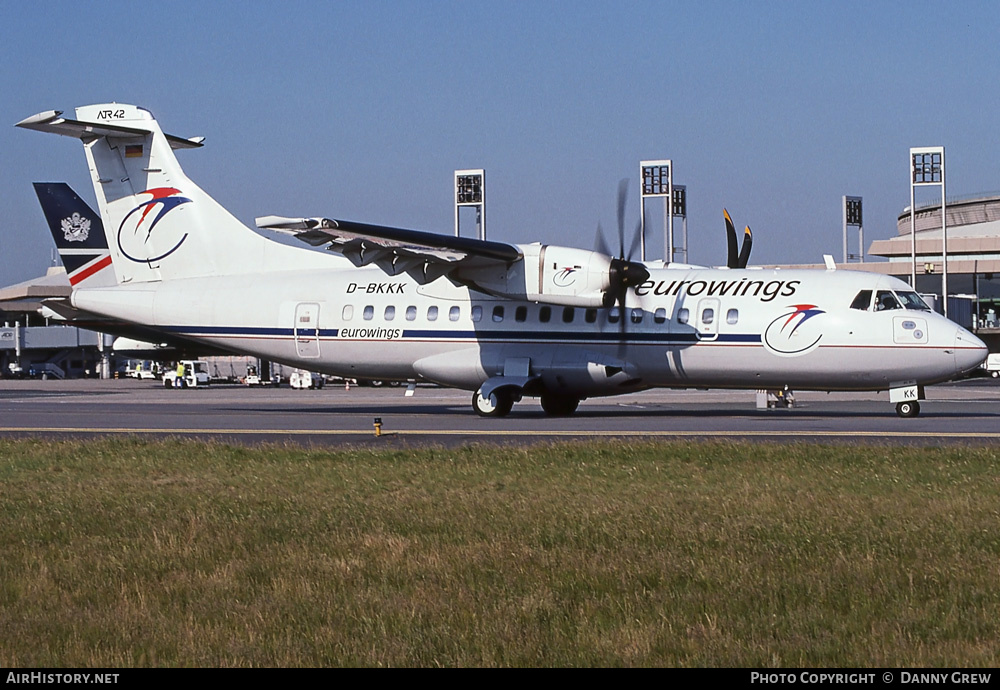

{"left": 954, "top": 327, "right": 988, "bottom": 375}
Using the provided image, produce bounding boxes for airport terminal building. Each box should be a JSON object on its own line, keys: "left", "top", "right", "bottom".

{"left": 870, "top": 194, "right": 1000, "bottom": 330}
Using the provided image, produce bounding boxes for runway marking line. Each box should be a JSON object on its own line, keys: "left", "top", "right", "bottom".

{"left": 1, "top": 427, "right": 1000, "bottom": 440}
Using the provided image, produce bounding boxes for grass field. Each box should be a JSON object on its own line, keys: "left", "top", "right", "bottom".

{"left": 1, "top": 437, "right": 998, "bottom": 667}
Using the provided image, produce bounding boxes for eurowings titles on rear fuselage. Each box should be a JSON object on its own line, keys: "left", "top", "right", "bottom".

{"left": 17, "top": 104, "right": 988, "bottom": 417}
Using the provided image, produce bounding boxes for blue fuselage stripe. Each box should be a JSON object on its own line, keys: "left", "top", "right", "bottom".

{"left": 158, "top": 325, "right": 762, "bottom": 345}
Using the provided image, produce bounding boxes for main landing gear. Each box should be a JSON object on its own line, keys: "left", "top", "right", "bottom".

{"left": 472, "top": 387, "right": 582, "bottom": 418}
{"left": 472, "top": 389, "right": 514, "bottom": 418}
{"left": 895, "top": 401, "right": 920, "bottom": 418}
{"left": 539, "top": 392, "right": 580, "bottom": 416}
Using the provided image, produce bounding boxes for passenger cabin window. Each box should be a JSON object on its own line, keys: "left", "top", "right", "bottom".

{"left": 384, "top": 305, "right": 395, "bottom": 321}
{"left": 875, "top": 290, "right": 901, "bottom": 311}
{"left": 342, "top": 305, "right": 354, "bottom": 320}
{"left": 363, "top": 305, "right": 374, "bottom": 321}
{"left": 727, "top": 308, "right": 739, "bottom": 325}
{"left": 677, "top": 308, "right": 690, "bottom": 325}
{"left": 630, "top": 308, "right": 642, "bottom": 324}
{"left": 449, "top": 306, "right": 461, "bottom": 321}
{"left": 562, "top": 307, "right": 575, "bottom": 323}
{"left": 608, "top": 307, "right": 621, "bottom": 324}
{"left": 702, "top": 308, "right": 714, "bottom": 325}
{"left": 585, "top": 308, "right": 598, "bottom": 323}
{"left": 539, "top": 306, "right": 552, "bottom": 323}
{"left": 850, "top": 290, "right": 872, "bottom": 311}
{"left": 471, "top": 305, "right": 483, "bottom": 322}
{"left": 654, "top": 308, "right": 667, "bottom": 324}
{"left": 492, "top": 306, "right": 505, "bottom": 322}
{"left": 405, "top": 306, "right": 417, "bottom": 321}
{"left": 427, "top": 306, "right": 438, "bottom": 321}
{"left": 516, "top": 306, "right": 528, "bottom": 322}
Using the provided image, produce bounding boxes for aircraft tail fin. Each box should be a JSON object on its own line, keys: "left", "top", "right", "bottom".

{"left": 33, "top": 182, "right": 117, "bottom": 288}
{"left": 18, "top": 104, "right": 267, "bottom": 284}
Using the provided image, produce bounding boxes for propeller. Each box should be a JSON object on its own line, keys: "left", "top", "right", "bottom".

{"left": 593, "top": 179, "right": 650, "bottom": 329}
{"left": 723, "top": 209, "right": 753, "bottom": 268}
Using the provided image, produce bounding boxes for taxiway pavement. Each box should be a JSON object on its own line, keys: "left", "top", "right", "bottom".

{"left": 1, "top": 377, "right": 999, "bottom": 447}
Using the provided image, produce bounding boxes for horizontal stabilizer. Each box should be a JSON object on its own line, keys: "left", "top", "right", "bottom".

{"left": 16, "top": 109, "right": 203, "bottom": 150}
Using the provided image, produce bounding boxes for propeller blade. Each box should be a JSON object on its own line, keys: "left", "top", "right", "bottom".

{"left": 616, "top": 178, "right": 629, "bottom": 258}
{"left": 724, "top": 209, "right": 739, "bottom": 269}
{"left": 594, "top": 221, "right": 611, "bottom": 257}
{"left": 619, "top": 291, "right": 628, "bottom": 338}
{"left": 738, "top": 225, "right": 753, "bottom": 268}
{"left": 627, "top": 218, "right": 642, "bottom": 262}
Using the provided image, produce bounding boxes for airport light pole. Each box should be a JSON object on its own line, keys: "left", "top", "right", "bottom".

{"left": 673, "top": 185, "right": 688, "bottom": 263}
{"left": 843, "top": 196, "right": 863, "bottom": 263}
{"left": 455, "top": 169, "right": 485, "bottom": 240}
{"left": 909, "top": 147, "right": 947, "bottom": 316}
{"left": 640, "top": 160, "right": 673, "bottom": 262}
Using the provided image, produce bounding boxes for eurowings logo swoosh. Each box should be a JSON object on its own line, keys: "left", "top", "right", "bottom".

{"left": 553, "top": 266, "right": 578, "bottom": 287}
{"left": 117, "top": 187, "right": 192, "bottom": 263}
{"left": 763, "top": 303, "right": 826, "bottom": 356}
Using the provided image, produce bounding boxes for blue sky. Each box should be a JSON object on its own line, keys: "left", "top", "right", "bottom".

{"left": 2, "top": 1, "right": 999, "bottom": 286}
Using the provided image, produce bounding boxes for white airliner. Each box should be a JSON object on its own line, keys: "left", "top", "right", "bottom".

{"left": 17, "top": 103, "right": 988, "bottom": 418}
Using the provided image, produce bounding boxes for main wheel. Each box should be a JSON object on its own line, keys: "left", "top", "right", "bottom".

{"left": 472, "top": 389, "right": 513, "bottom": 417}
{"left": 895, "top": 401, "right": 920, "bottom": 418}
{"left": 540, "top": 393, "right": 580, "bottom": 416}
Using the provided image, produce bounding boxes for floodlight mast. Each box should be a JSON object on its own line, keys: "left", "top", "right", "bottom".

{"left": 455, "top": 169, "right": 485, "bottom": 240}
{"left": 639, "top": 160, "right": 673, "bottom": 262}
{"left": 909, "top": 147, "right": 947, "bottom": 316}
{"left": 673, "top": 185, "right": 688, "bottom": 263}
{"left": 843, "top": 196, "right": 863, "bottom": 263}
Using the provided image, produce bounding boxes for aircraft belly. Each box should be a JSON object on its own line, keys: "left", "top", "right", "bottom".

{"left": 413, "top": 346, "right": 487, "bottom": 389}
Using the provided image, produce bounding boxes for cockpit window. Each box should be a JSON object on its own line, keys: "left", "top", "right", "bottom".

{"left": 896, "top": 291, "right": 931, "bottom": 311}
{"left": 850, "top": 290, "right": 872, "bottom": 311}
{"left": 875, "top": 290, "right": 901, "bottom": 311}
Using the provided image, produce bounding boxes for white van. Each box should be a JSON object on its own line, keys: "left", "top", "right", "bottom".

{"left": 162, "top": 360, "right": 212, "bottom": 388}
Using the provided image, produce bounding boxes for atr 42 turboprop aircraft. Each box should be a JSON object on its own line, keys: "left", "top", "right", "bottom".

{"left": 17, "top": 104, "right": 988, "bottom": 417}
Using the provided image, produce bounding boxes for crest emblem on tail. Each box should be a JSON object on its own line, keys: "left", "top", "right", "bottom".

{"left": 61, "top": 212, "right": 91, "bottom": 242}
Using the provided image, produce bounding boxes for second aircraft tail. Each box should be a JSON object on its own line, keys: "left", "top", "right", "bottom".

{"left": 33, "top": 182, "right": 116, "bottom": 288}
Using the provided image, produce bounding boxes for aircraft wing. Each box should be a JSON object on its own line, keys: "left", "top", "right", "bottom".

{"left": 256, "top": 215, "right": 522, "bottom": 283}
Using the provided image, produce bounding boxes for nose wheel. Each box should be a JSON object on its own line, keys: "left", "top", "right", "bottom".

{"left": 895, "top": 401, "right": 920, "bottom": 418}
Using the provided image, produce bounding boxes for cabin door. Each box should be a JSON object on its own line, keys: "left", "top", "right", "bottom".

{"left": 294, "top": 302, "right": 321, "bottom": 358}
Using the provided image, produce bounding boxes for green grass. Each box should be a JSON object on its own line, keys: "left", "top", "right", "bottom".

{"left": 1, "top": 437, "right": 998, "bottom": 667}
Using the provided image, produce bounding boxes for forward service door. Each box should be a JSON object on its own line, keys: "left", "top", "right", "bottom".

{"left": 697, "top": 298, "right": 720, "bottom": 341}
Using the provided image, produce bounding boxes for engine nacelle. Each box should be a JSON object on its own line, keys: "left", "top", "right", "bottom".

{"left": 458, "top": 243, "right": 612, "bottom": 308}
